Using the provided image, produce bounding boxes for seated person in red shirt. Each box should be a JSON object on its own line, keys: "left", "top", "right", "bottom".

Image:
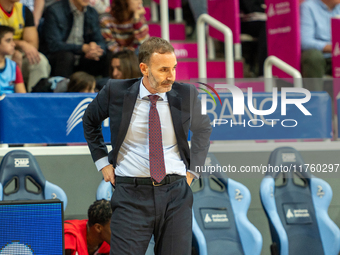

{"left": 64, "top": 199, "right": 112, "bottom": 255}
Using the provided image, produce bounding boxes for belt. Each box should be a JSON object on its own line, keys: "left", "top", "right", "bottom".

{"left": 115, "top": 174, "right": 185, "bottom": 186}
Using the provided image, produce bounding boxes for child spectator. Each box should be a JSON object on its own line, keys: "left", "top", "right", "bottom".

{"left": 100, "top": 0, "right": 149, "bottom": 53}
{"left": 54, "top": 71, "right": 96, "bottom": 92}
{"left": 0, "top": 0, "right": 50, "bottom": 92}
{"left": 0, "top": 25, "right": 26, "bottom": 94}
{"left": 67, "top": 71, "right": 96, "bottom": 92}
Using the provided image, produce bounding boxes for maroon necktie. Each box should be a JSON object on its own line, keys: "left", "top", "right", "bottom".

{"left": 148, "top": 95, "right": 166, "bottom": 183}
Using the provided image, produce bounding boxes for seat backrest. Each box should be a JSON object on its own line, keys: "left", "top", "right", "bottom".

{"left": 96, "top": 179, "right": 113, "bottom": 201}
{"left": 192, "top": 153, "right": 262, "bottom": 255}
{"left": 0, "top": 150, "right": 67, "bottom": 210}
{"left": 260, "top": 147, "right": 340, "bottom": 255}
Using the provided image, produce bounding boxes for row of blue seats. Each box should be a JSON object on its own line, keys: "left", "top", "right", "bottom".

{"left": 1, "top": 148, "right": 339, "bottom": 255}
{"left": 96, "top": 148, "right": 340, "bottom": 255}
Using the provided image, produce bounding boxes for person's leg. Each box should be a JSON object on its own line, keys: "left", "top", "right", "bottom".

{"left": 301, "top": 49, "right": 327, "bottom": 78}
{"left": 22, "top": 53, "right": 51, "bottom": 92}
{"left": 48, "top": 51, "right": 75, "bottom": 78}
{"left": 110, "top": 183, "right": 154, "bottom": 255}
{"left": 153, "top": 179, "right": 193, "bottom": 255}
{"left": 325, "top": 57, "right": 332, "bottom": 76}
{"left": 301, "top": 49, "right": 327, "bottom": 91}
{"left": 241, "top": 21, "right": 267, "bottom": 76}
{"left": 256, "top": 22, "right": 267, "bottom": 76}
{"left": 77, "top": 53, "right": 110, "bottom": 77}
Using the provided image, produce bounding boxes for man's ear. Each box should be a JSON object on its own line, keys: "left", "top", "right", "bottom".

{"left": 140, "top": 62, "right": 148, "bottom": 76}
{"left": 94, "top": 223, "right": 102, "bottom": 233}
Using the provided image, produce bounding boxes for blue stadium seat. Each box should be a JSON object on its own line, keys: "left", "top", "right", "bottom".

{"left": 0, "top": 150, "right": 67, "bottom": 210}
{"left": 96, "top": 179, "right": 155, "bottom": 255}
{"left": 192, "top": 153, "right": 262, "bottom": 255}
{"left": 260, "top": 147, "right": 340, "bottom": 255}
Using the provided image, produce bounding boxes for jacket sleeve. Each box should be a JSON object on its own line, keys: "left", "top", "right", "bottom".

{"left": 83, "top": 82, "right": 110, "bottom": 163}
{"left": 43, "top": 6, "right": 83, "bottom": 54}
{"left": 189, "top": 84, "right": 212, "bottom": 177}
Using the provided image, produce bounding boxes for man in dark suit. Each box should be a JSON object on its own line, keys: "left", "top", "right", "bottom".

{"left": 83, "top": 37, "right": 212, "bottom": 255}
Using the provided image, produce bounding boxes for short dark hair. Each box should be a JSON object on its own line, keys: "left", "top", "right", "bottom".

{"left": 138, "top": 37, "right": 174, "bottom": 65}
{"left": 88, "top": 199, "right": 112, "bottom": 227}
{"left": 0, "top": 25, "right": 14, "bottom": 40}
{"left": 110, "top": 50, "right": 141, "bottom": 79}
{"left": 67, "top": 71, "right": 95, "bottom": 92}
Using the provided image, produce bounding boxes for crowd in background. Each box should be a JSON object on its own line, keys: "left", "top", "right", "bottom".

{"left": 0, "top": 0, "right": 147, "bottom": 94}
{"left": 1, "top": 0, "right": 340, "bottom": 94}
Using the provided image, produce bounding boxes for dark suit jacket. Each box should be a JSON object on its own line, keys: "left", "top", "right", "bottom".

{"left": 83, "top": 78, "right": 212, "bottom": 175}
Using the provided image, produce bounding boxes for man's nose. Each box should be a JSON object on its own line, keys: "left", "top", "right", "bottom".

{"left": 167, "top": 69, "right": 175, "bottom": 80}
{"left": 113, "top": 68, "right": 118, "bottom": 78}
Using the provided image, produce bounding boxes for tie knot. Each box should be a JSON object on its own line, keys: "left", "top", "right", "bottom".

{"left": 148, "top": 95, "right": 159, "bottom": 105}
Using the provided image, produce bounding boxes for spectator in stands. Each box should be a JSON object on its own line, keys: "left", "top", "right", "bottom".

{"left": 67, "top": 71, "right": 96, "bottom": 92}
{"left": 42, "top": 0, "right": 108, "bottom": 78}
{"left": 0, "top": 25, "right": 26, "bottom": 94}
{"left": 54, "top": 71, "right": 96, "bottom": 92}
{"left": 0, "top": 0, "right": 50, "bottom": 92}
{"left": 64, "top": 199, "right": 111, "bottom": 255}
{"left": 239, "top": 0, "right": 267, "bottom": 76}
{"left": 110, "top": 50, "right": 141, "bottom": 79}
{"left": 100, "top": 0, "right": 149, "bottom": 54}
{"left": 20, "top": 0, "right": 44, "bottom": 27}
{"left": 300, "top": 0, "right": 340, "bottom": 87}
{"left": 96, "top": 50, "right": 141, "bottom": 91}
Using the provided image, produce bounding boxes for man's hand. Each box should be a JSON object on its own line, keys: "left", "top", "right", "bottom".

{"left": 101, "top": 164, "right": 115, "bottom": 185}
{"left": 323, "top": 44, "right": 332, "bottom": 53}
{"left": 186, "top": 172, "right": 194, "bottom": 186}
{"left": 21, "top": 41, "right": 40, "bottom": 65}
{"left": 12, "top": 50, "right": 23, "bottom": 69}
{"left": 83, "top": 42, "right": 104, "bottom": 61}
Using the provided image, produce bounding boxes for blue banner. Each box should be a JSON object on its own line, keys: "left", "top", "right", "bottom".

{"left": 200, "top": 92, "right": 332, "bottom": 140}
{"left": 0, "top": 93, "right": 111, "bottom": 144}
{"left": 0, "top": 92, "right": 332, "bottom": 144}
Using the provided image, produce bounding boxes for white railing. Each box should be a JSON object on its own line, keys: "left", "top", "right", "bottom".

{"left": 151, "top": 0, "right": 183, "bottom": 41}
{"left": 197, "top": 14, "right": 234, "bottom": 79}
{"left": 160, "top": 0, "right": 170, "bottom": 41}
{"left": 151, "top": 1, "right": 158, "bottom": 22}
{"left": 264, "top": 56, "right": 302, "bottom": 92}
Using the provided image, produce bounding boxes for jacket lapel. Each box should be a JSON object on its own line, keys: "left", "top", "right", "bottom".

{"left": 113, "top": 80, "right": 140, "bottom": 158}
{"left": 167, "top": 89, "right": 187, "bottom": 147}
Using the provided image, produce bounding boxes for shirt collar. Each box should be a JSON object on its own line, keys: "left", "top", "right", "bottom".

{"left": 139, "top": 78, "right": 168, "bottom": 101}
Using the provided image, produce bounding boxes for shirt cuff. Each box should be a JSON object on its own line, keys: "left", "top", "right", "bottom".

{"left": 187, "top": 170, "right": 200, "bottom": 179}
{"left": 95, "top": 156, "right": 110, "bottom": 171}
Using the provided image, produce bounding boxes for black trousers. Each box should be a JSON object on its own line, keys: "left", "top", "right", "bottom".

{"left": 110, "top": 178, "right": 193, "bottom": 255}
{"left": 48, "top": 51, "right": 111, "bottom": 78}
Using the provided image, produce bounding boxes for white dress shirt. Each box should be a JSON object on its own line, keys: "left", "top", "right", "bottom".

{"left": 95, "top": 79, "right": 187, "bottom": 177}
